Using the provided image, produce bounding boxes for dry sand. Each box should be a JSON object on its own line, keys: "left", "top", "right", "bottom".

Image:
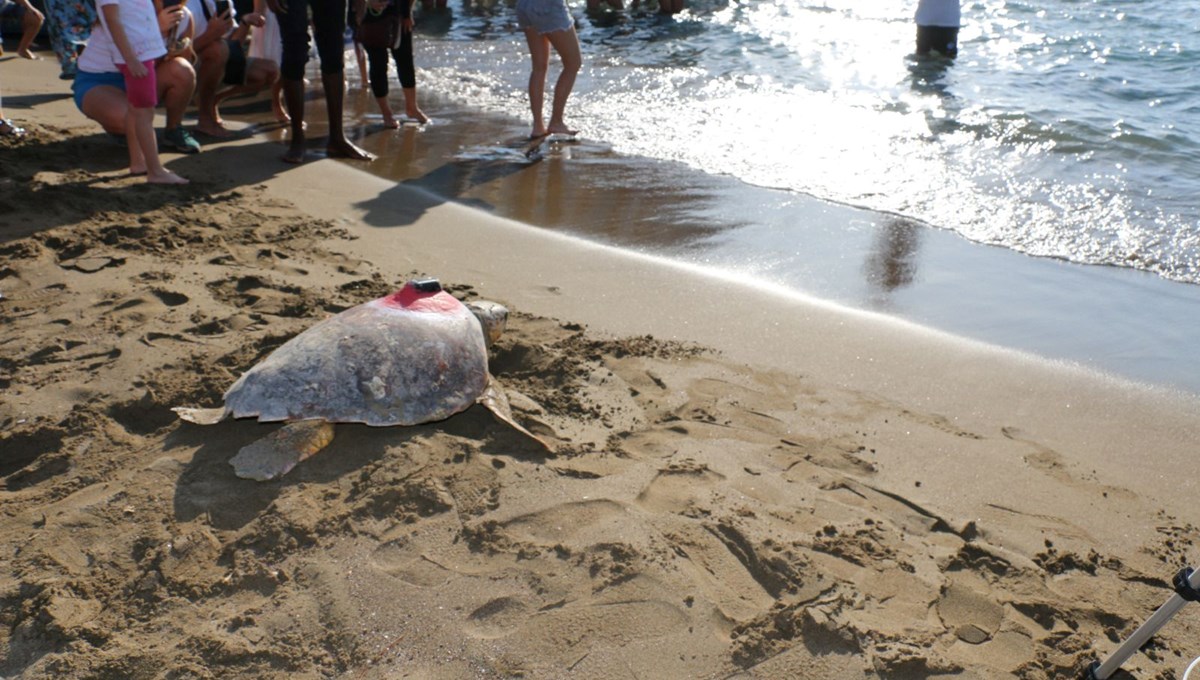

{"left": 3, "top": 56, "right": 1200, "bottom": 679}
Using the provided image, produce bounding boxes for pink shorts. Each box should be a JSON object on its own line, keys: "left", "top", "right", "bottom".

{"left": 116, "top": 60, "right": 159, "bottom": 108}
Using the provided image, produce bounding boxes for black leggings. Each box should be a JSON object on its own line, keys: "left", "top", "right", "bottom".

{"left": 279, "top": 0, "right": 347, "bottom": 80}
{"left": 365, "top": 29, "right": 415, "bottom": 98}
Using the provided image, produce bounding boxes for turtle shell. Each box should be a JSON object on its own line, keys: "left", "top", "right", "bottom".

{"left": 221, "top": 282, "right": 488, "bottom": 426}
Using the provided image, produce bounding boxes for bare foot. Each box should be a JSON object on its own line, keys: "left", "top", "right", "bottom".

{"left": 272, "top": 107, "right": 291, "bottom": 124}
{"left": 195, "top": 121, "right": 234, "bottom": 138}
{"left": 18, "top": 49, "right": 39, "bottom": 60}
{"left": 326, "top": 139, "right": 375, "bottom": 161}
{"left": 547, "top": 123, "right": 578, "bottom": 136}
{"left": 282, "top": 141, "right": 306, "bottom": 164}
{"left": 405, "top": 107, "right": 429, "bottom": 125}
{"left": 382, "top": 114, "right": 400, "bottom": 129}
{"left": 147, "top": 170, "right": 189, "bottom": 184}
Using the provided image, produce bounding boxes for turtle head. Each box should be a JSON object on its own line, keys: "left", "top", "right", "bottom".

{"left": 466, "top": 300, "right": 508, "bottom": 349}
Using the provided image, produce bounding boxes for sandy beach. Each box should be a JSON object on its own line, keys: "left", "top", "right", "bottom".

{"left": 3, "top": 54, "right": 1200, "bottom": 679}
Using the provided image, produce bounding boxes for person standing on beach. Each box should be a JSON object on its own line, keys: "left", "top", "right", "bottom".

{"left": 355, "top": 0, "right": 429, "bottom": 127}
{"left": 40, "top": 0, "right": 96, "bottom": 78}
{"left": 97, "top": 0, "right": 189, "bottom": 182}
{"left": 515, "top": 0, "right": 581, "bottom": 139}
{"left": 267, "top": 0, "right": 374, "bottom": 163}
{"left": 914, "top": 0, "right": 960, "bottom": 58}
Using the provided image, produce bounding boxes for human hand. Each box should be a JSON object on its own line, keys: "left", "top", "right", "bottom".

{"left": 206, "top": 11, "right": 233, "bottom": 36}
{"left": 127, "top": 60, "right": 149, "bottom": 78}
{"left": 158, "top": 5, "right": 183, "bottom": 33}
{"left": 242, "top": 11, "right": 266, "bottom": 26}
{"left": 402, "top": 16, "right": 413, "bottom": 31}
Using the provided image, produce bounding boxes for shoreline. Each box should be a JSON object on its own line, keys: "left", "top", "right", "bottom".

{"left": 3, "top": 55, "right": 1200, "bottom": 678}
{"left": 335, "top": 85, "right": 1200, "bottom": 397}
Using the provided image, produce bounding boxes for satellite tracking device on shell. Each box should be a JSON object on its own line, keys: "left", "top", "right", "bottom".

{"left": 412, "top": 279, "right": 442, "bottom": 293}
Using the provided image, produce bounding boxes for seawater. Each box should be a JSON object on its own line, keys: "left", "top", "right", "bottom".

{"left": 408, "top": 0, "right": 1200, "bottom": 285}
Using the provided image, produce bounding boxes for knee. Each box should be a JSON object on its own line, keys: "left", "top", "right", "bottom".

{"left": 561, "top": 55, "right": 581, "bottom": 75}
{"left": 159, "top": 58, "right": 196, "bottom": 88}
{"left": 200, "top": 39, "right": 230, "bottom": 70}
{"left": 252, "top": 58, "right": 280, "bottom": 86}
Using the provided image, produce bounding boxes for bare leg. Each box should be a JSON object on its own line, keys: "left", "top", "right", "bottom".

{"left": 401, "top": 87, "right": 428, "bottom": 124}
{"left": 195, "top": 40, "right": 233, "bottom": 137}
{"left": 271, "top": 80, "right": 289, "bottom": 123}
{"left": 281, "top": 77, "right": 307, "bottom": 163}
{"left": 18, "top": 10, "right": 43, "bottom": 58}
{"left": 125, "top": 106, "right": 147, "bottom": 174}
{"left": 353, "top": 40, "right": 369, "bottom": 89}
{"left": 82, "top": 85, "right": 131, "bottom": 135}
{"left": 322, "top": 71, "right": 374, "bottom": 160}
{"left": 213, "top": 58, "right": 279, "bottom": 111}
{"left": 158, "top": 57, "right": 196, "bottom": 132}
{"left": 131, "top": 107, "right": 187, "bottom": 183}
{"left": 545, "top": 27, "right": 581, "bottom": 136}
{"left": 377, "top": 96, "right": 399, "bottom": 128}
{"left": 522, "top": 27, "right": 550, "bottom": 138}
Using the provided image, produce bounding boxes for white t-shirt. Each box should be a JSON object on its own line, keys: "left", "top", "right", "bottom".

{"left": 80, "top": 9, "right": 190, "bottom": 73}
{"left": 78, "top": 21, "right": 118, "bottom": 73}
{"left": 915, "top": 0, "right": 960, "bottom": 28}
{"left": 96, "top": 0, "right": 168, "bottom": 64}
{"left": 187, "top": 0, "right": 237, "bottom": 42}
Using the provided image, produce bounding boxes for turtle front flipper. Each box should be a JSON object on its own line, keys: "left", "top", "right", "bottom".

{"left": 230, "top": 420, "right": 336, "bottom": 481}
{"left": 173, "top": 407, "right": 227, "bottom": 425}
{"left": 477, "top": 377, "right": 555, "bottom": 453}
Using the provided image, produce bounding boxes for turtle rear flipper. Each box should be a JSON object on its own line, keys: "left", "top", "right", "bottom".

{"left": 478, "top": 377, "right": 555, "bottom": 453}
{"left": 230, "top": 420, "right": 336, "bottom": 481}
{"left": 173, "top": 407, "right": 227, "bottom": 425}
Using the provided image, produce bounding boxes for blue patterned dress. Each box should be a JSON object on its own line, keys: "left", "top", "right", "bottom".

{"left": 42, "top": 0, "right": 96, "bottom": 78}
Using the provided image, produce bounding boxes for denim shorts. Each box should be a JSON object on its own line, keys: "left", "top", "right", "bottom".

{"left": 515, "top": 0, "right": 572, "bottom": 35}
{"left": 73, "top": 69, "right": 126, "bottom": 112}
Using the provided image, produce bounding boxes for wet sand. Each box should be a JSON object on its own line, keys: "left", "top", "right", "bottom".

{"left": 3, "top": 55, "right": 1200, "bottom": 679}
{"left": 294, "top": 84, "right": 1200, "bottom": 396}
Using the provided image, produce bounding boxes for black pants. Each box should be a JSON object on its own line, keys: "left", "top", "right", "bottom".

{"left": 365, "top": 28, "right": 415, "bottom": 98}
{"left": 279, "top": 0, "right": 346, "bottom": 80}
{"left": 916, "top": 25, "right": 958, "bottom": 58}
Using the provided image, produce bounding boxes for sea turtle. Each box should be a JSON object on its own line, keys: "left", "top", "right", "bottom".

{"left": 174, "top": 279, "right": 549, "bottom": 481}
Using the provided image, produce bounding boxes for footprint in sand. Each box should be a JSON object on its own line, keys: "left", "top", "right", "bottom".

{"left": 502, "top": 499, "right": 629, "bottom": 544}
{"left": 635, "top": 460, "right": 725, "bottom": 514}
{"left": 463, "top": 596, "right": 530, "bottom": 639}
{"left": 370, "top": 535, "right": 451, "bottom": 587}
{"left": 936, "top": 576, "right": 1004, "bottom": 644}
{"left": 208, "top": 275, "right": 313, "bottom": 318}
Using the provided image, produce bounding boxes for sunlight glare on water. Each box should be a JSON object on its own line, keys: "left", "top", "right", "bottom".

{"left": 413, "top": 0, "right": 1200, "bottom": 285}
